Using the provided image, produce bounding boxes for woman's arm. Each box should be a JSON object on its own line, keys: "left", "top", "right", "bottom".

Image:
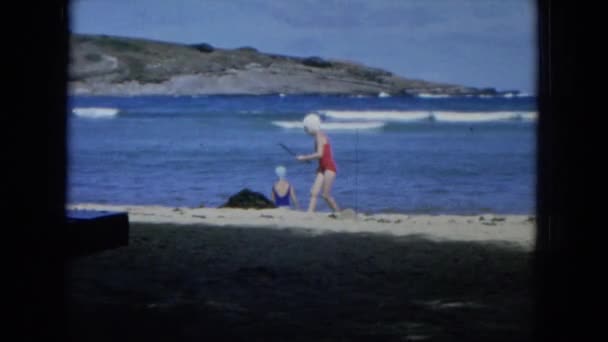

{"left": 297, "top": 134, "right": 324, "bottom": 161}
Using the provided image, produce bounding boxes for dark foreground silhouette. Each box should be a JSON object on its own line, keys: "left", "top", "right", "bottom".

{"left": 67, "top": 223, "right": 533, "bottom": 341}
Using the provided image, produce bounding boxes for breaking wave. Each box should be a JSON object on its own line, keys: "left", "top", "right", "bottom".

{"left": 72, "top": 107, "right": 120, "bottom": 118}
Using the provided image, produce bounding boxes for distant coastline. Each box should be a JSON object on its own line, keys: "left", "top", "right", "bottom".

{"left": 69, "top": 34, "right": 520, "bottom": 97}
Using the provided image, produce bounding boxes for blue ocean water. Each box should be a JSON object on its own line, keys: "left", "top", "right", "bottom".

{"left": 67, "top": 94, "right": 537, "bottom": 215}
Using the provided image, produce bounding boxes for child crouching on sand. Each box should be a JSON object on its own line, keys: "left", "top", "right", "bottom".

{"left": 296, "top": 113, "right": 340, "bottom": 213}
{"left": 271, "top": 165, "right": 299, "bottom": 209}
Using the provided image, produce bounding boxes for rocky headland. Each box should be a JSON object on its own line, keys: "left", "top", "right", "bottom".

{"left": 69, "top": 34, "right": 517, "bottom": 97}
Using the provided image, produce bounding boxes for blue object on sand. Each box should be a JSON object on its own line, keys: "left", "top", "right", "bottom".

{"left": 66, "top": 209, "right": 129, "bottom": 258}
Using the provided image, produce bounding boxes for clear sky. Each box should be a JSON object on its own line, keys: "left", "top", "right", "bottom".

{"left": 70, "top": 0, "right": 537, "bottom": 94}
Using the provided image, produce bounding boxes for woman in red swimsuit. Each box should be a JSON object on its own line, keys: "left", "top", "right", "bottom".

{"left": 296, "top": 113, "right": 340, "bottom": 213}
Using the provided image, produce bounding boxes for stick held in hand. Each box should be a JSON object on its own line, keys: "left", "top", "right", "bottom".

{"left": 279, "top": 143, "right": 296, "bottom": 156}
{"left": 279, "top": 143, "right": 310, "bottom": 163}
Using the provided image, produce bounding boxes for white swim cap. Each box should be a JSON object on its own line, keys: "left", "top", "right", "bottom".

{"left": 275, "top": 165, "right": 286, "bottom": 178}
{"left": 302, "top": 113, "right": 321, "bottom": 134}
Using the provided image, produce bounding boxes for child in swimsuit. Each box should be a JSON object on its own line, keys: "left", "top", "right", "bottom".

{"left": 296, "top": 113, "right": 340, "bottom": 213}
{"left": 271, "top": 165, "right": 299, "bottom": 209}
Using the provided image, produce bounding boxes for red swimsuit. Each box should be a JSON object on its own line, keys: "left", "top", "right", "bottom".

{"left": 317, "top": 139, "right": 337, "bottom": 174}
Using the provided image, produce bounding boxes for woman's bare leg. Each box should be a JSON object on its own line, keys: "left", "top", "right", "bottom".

{"left": 307, "top": 172, "right": 325, "bottom": 212}
{"left": 321, "top": 170, "right": 340, "bottom": 212}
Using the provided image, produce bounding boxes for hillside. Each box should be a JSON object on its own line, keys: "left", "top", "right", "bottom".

{"left": 68, "top": 34, "right": 505, "bottom": 96}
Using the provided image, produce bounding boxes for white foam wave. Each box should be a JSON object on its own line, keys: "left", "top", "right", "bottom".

{"left": 378, "top": 92, "right": 391, "bottom": 98}
{"left": 518, "top": 112, "right": 538, "bottom": 121}
{"left": 417, "top": 93, "right": 451, "bottom": 98}
{"left": 72, "top": 107, "right": 119, "bottom": 118}
{"left": 319, "top": 110, "right": 431, "bottom": 122}
{"left": 272, "top": 121, "right": 385, "bottom": 130}
{"left": 318, "top": 110, "right": 538, "bottom": 123}
{"left": 432, "top": 111, "right": 524, "bottom": 122}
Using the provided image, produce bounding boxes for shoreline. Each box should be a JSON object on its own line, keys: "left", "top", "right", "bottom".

{"left": 67, "top": 203, "right": 536, "bottom": 250}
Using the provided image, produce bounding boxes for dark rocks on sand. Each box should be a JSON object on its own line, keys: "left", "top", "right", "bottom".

{"left": 220, "top": 188, "right": 277, "bottom": 209}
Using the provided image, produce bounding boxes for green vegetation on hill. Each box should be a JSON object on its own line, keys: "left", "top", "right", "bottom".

{"left": 69, "top": 34, "right": 497, "bottom": 96}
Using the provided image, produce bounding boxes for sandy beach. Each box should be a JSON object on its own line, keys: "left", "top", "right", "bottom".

{"left": 66, "top": 204, "right": 536, "bottom": 341}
